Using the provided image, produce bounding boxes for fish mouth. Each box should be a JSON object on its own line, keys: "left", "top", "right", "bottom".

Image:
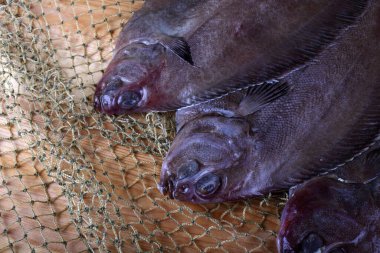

{"left": 93, "top": 94, "right": 102, "bottom": 112}
{"left": 158, "top": 175, "right": 193, "bottom": 201}
{"left": 158, "top": 160, "right": 225, "bottom": 203}
{"left": 158, "top": 161, "right": 180, "bottom": 200}
{"left": 94, "top": 92, "right": 140, "bottom": 115}
{"left": 157, "top": 173, "right": 175, "bottom": 199}
{"left": 93, "top": 82, "right": 145, "bottom": 115}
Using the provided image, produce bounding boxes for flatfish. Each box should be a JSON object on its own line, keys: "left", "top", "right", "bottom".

{"left": 158, "top": 1, "right": 380, "bottom": 203}
{"left": 94, "top": 0, "right": 368, "bottom": 114}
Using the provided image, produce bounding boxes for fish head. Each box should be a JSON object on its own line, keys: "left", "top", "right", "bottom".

{"left": 277, "top": 177, "right": 371, "bottom": 253}
{"left": 158, "top": 116, "right": 260, "bottom": 203}
{"left": 94, "top": 42, "right": 166, "bottom": 114}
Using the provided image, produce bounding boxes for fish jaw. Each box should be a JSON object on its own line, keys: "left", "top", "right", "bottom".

{"left": 94, "top": 43, "right": 166, "bottom": 114}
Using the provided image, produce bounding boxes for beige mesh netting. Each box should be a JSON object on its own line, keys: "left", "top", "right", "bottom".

{"left": 0, "top": 1, "right": 286, "bottom": 252}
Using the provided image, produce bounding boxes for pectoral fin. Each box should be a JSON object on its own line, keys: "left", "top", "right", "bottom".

{"left": 160, "top": 36, "right": 194, "bottom": 65}
{"left": 236, "top": 80, "right": 290, "bottom": 116}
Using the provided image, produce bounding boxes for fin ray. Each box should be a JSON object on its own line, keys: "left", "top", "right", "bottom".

{"left": 161, "top": 36, "right": 194, "bottom": 65}
{"left": 237, "top": 81, "right": 290, "bottom": 116}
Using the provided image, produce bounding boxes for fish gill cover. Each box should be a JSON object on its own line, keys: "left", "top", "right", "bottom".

{"left": 0, "top": 1, "right": 285, "bottom": 252}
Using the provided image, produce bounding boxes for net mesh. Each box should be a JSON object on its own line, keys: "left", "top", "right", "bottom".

{"left": 0, "top": 1, "right": 286, "bottom": 252}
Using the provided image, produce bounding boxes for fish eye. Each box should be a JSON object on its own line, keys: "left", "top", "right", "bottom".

{"left": 104, "top": 78, "right": 123, "bottom": 92}
{"left": 123, "top": 47, "right": 136, "bottom": 57}
{"left": 117, "top": 91, "right": 142, "bottom": 109}
{"left": 195, "top": 173, "right": 221, "bottom": 197}
{"left": 298, "top": 233, "right": 324, "bottom": 253}
{"left": 177, "top": 160, "right": 199, "bottom": 180}
{"left": 121, "top": 43, "right": 144, "bottom": 57}
{"left": 101, "top": 94, "right": 112, "bottom": 107}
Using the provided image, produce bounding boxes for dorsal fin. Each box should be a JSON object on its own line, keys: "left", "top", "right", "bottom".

{"left": 236, "top": 80, "right": 290, "bottom": 116}
{"left": 334, "top": 145, "right": 380, "bottom": 183}
{"left": 283, "top": 101, "right": 380, "bottom": 188}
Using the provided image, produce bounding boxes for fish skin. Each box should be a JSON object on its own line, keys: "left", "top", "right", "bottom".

{"left": 94, "top": 0, "right": 369, "bottom": 114}
{"left": 158, "top": 0, "right": 380, "bottom": 204}
{"left": 277, "top": 147, "right": 380, "bottom": 253}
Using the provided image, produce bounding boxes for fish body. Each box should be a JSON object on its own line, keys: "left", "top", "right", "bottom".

{"left": 158, "top": 1, "right": 380, "bottom": 204}
{"left": 277, "top": 147, "right": 380, "bottom": 253}
{"left": 94, "top": 0, "right": 368, "bottom": 114}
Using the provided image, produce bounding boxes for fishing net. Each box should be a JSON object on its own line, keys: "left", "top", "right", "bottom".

{"left": 0, "top": 1, "right": 286, "bottom": 252}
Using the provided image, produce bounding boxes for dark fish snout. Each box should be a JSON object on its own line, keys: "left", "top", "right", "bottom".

{"left": 159, "top": 160, "right": 200, "bottom": 199}
{"left": 93, "top": 78, "right": 142, "bottom": 115}
{"left": 93, "top": 42, "right": 167, "bottom": 115}
{"left": 159, "top": 159, "right": 223, "bottom": 202}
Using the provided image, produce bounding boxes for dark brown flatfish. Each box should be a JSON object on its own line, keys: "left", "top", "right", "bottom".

{"left": 94, "top": 0, "right": 368, "bottom": 114}
{"left": 158, "top": 0, "right": 380, "bottom": 204}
